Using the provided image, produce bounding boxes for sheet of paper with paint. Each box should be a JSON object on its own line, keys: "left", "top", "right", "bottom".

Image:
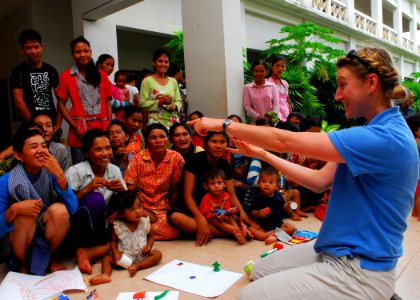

{"left": 145, "top": 260, "right": 242, "bottom": 298}
{"left": 0, "top": 267, "right": 86, "bottom": 300}
{"left": 116, "top": 291, "right": 179, "bottom": 300}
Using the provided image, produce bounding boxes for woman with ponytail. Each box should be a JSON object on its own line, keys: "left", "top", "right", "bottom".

{"left": 190, "top": 48, "right": 418, "bottom": 300}
{"left": 57, "top": 36, "right": 112, "bottom": 164}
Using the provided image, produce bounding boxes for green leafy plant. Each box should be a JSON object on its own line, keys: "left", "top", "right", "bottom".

{"left": 263, "top": 22, "right": 345, "bottom": 121}
{"left": 402, "top": 72, "right": 420, "bottom": 112}
{"left": 283, "top": 64, "right": 325, "bottom": 118}
{"left": 264, "top": 22, "right": 345, "bottom": 66}
{"left": 164, "top": 30, "right": 185, "bottom": 68}
{"left": 321, "top": 120, "right": 340, "bottom": 132}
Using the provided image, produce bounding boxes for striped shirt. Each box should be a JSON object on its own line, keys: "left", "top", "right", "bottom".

{"left": 243, "top": 81, "right": 280, "bottom": 124}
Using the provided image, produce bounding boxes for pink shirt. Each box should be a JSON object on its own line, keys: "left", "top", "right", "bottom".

{"left": 243, "top": 81, "right": 280, "bottom": 124}
{"left": 268, "top": 76, "right": 290, "bottom": 122}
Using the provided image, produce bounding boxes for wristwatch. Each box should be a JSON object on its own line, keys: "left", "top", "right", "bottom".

{"left": 222, "top": 118, "right": 233, "bottom": 135}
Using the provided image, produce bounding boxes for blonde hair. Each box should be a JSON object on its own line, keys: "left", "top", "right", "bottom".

{"left": 337, "top": 48, "right": 406, "bottom": 101}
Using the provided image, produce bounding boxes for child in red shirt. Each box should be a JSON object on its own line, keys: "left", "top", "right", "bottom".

{"left": 199, "top": 169, "right": 247, "bottom": 245}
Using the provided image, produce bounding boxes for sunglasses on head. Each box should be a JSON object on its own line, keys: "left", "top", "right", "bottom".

{"left": 346, "top": 50, "right": 377, "bottom": 74}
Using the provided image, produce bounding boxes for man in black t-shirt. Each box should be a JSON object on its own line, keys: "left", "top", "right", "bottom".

{"left": 11, "top": 29, "right": 62, "bottom": 131}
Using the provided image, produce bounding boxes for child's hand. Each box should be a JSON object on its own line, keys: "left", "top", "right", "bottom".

{"left": 228, "top": 207, "right": 239, "bottom": 215}
{"left": 107, "top": 211, "right": 118, "bottom": 224}
{"left": 112, "top": 250, "right": 123, "bottom": 265}
{"left": 142, "top": 245, "right": 151, "bottom": 255}
{"left": 115, "top": 146, "right": 128, "bottom": 156}
{"left": 146, "top": 210, "right": 158, "bottom": 223}
{"left": 124, "top": 90, "right": 130, "bottom": 101}
{"left": 259, "top": 207, "right": 270, "bottom": 217}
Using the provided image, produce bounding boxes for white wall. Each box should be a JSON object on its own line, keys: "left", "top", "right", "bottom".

{"left": 117, "top": 30, "right": 172, "bottom": 71}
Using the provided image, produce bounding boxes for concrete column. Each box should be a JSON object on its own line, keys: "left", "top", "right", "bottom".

{"left": 410, "top": 2, "right": 417, "bottom": 45}
{"left": 181, "top": 0, "right": 244, "bottom": 118}
{"left": 84, "top": 20, "right": 119, "bottom": 75}
{"left": 398, "top": 54, "right": 404, "bottom": 81}
{"left": 346, "top": 0, "right": 355, "bottom": 27}
{"left": 348, "top": 36, "right": 357, "bottom": 52}
{"left": 394, "top": 0, "right": 403, "bottom": 46}
{"left": 371, "top": 0, "right": 382, "bottom": 39}
{"left": 70, "top": 0, "right": 142, "bottom": 75}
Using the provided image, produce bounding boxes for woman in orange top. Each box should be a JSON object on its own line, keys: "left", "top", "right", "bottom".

{"left": 57, "top": 36, "right": 112, "bottom": 165}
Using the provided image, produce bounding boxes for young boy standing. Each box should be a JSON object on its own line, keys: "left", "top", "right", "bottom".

{"left": 11, "top": 29, "right": 62, "bottom": 131}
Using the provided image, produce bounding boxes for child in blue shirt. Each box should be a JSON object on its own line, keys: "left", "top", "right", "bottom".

{"left": 249, "top": 167, "right": 295, "bottom": 244}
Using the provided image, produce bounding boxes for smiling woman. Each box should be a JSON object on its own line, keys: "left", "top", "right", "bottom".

{"left": 169, "top": 123, "right": 204, "bottom": 161}
{"left": 139, "top": 49, "right": 182, "bottom": 129}
{"left": 56, "top": 36, "right": 113, "bottom": 165}
{"left": 188, "top": 47, "right": 418, "bottom": 300}
{"left": 0, "top": 126, "right": 77, "bottom": 275}
{"left": 65, "top": 128, "right": 127, "bottom": 274}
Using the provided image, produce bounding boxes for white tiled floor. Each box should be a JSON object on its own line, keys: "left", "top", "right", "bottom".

{"left": 1, "top": 214, "right": 419, "bottom": 299}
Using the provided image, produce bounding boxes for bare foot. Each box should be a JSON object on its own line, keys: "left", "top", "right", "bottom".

{"left": 49, "top": 258, "right": 67, "bottom": 273}
{"left": 296, "top": 210, "right": 308, "bottom": 218}
{"left": 76, "top": 248, "right": 92, "bottom": 274}
{"left": 89, "top": 274, "right": 111, "bottom": 285}
{"left": 128, "top": 265, "right": 138, "bottom": 277}
{"left": 233, "top": 229, "right": 246, "bottom": 245}
{"left": 265, "top": 235, "right": 278, "bottom": 245}
{"left": 241, "top": 223, "right": 253, "bottom": 240}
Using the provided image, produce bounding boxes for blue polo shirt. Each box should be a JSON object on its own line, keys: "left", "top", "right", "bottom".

{"left": 315, "top": 107, "right": 418, "bottom": 271}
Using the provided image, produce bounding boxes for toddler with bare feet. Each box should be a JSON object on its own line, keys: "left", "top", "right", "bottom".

{"left": 199, "top": 169, "right": 249, "bottom": 244}
{"left": 89, "top": 191, "right": 162, "bottom": 285}
{"left": 248, "top": 168, "right": 295, "bottom": 244}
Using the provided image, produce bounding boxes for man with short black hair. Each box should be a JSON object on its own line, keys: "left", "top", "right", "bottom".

{"left": 11, "top": 29, "right": 62, "bottom": 132}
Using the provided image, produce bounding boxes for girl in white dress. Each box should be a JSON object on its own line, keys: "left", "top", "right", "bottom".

{"left": 89, "top": 191, "right": 162, "bottom": 285}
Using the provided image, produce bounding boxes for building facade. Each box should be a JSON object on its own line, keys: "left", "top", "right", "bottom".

{"left": 0, "top": 0, "right": 419, "bottom": 144}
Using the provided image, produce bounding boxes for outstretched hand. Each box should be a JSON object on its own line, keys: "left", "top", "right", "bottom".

{"left": 187, "top": 117, "right": 224, "bottom": 136}
{"left": 228, "top": 138, "right": 266, "bottom": 159}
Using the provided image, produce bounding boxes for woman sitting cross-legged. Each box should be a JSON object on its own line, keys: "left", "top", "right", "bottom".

{"left": 124, "top": 123, "right": 184, "bottom": 240}
{"left": 168, "top": 131, "right": 256, "bottom": 247}
{"left": 0, "top": 126, "right": 77, "bottom": 274}
{"left": 65, "top": 128, "right": 127, "bottom": 274}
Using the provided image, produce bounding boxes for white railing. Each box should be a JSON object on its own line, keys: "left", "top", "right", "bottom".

{"left": 382, "top": 24, "right": 398, "bottom": 44}
{"left": 354, "top": 11, "right": 377, "bottom": 36}
{"left": 312, "top": 0, "right": 347, "bottom": 21}
{"left": 312, "top": 0, "right": 327, "bottom": 13}
{"left": 402, "top": 37, "right": 415, "bottom": 52}
{"left": 330, "top": 0, "right": 346, "bottom": 21}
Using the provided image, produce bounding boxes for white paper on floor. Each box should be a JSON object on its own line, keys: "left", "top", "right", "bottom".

{"left": 145, "top": 259, "right": 242, "bottom": 298}
{"left": 116, "top": 291, "right": 179, "bottom": 300}
{"left": 0, "top": 267, "right": 87, "bottom": 300}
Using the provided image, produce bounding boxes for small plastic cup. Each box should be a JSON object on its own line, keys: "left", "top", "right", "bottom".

{"left": 117, "top": 254, "right": 132, "bottom": 269}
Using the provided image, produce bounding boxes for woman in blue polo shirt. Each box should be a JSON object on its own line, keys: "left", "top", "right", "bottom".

{"left": 188, "top": 48, "right": 418, "bottom": 300}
